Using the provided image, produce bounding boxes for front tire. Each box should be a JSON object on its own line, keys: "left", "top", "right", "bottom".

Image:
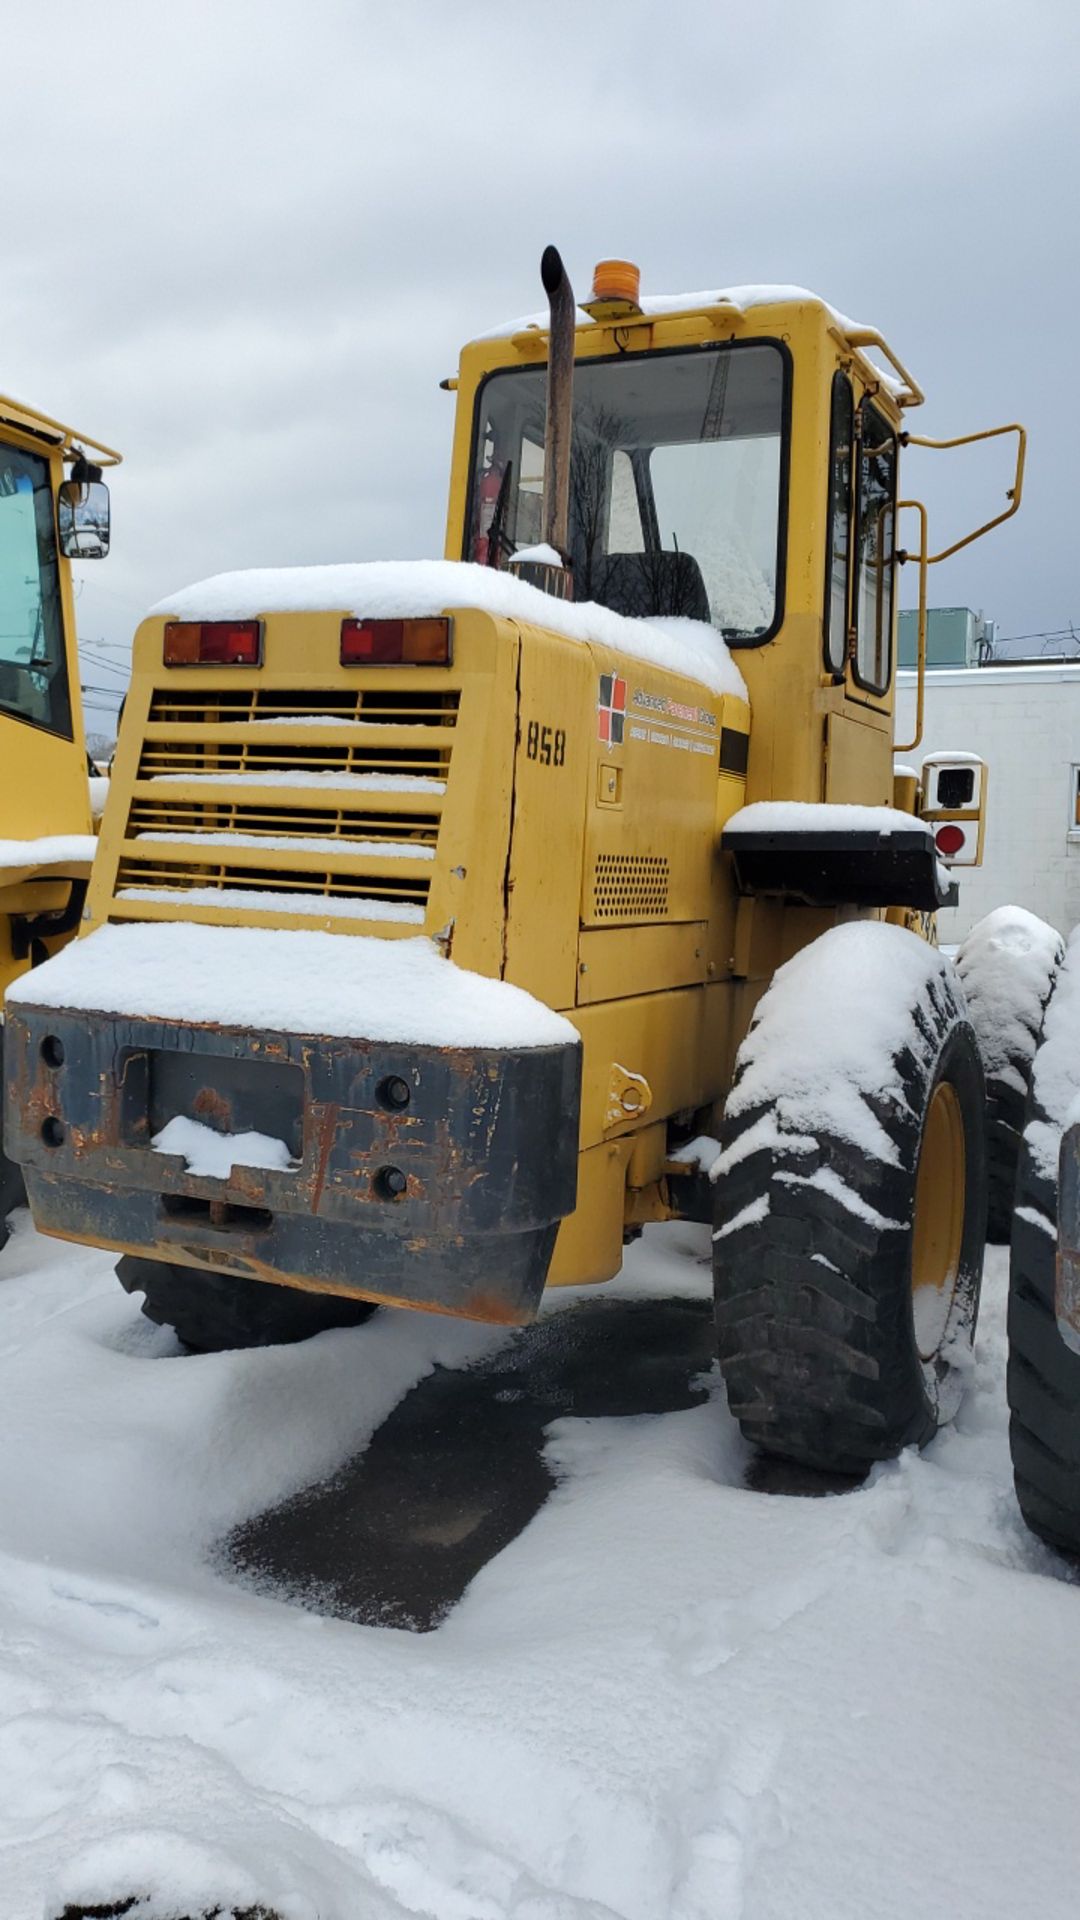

{"left": 117, "top": 1257, "right": 378, "bottom": 1352}
{"left": 713, "top": 923, "right": 987, "bottom": 1475}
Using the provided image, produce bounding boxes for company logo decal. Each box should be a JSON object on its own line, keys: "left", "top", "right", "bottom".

{"left": 597, "top": 673, "right": 627, "bottom": 745}
{"left": 632, "top": 689, "right": 717, "bottom": 729}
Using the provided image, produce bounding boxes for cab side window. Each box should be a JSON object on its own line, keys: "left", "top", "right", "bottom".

{"left": 823, "top": 372, "right": 854, "bottom": 676}
{"left": 853, "top": 399, "right": 897, "bottom": 695}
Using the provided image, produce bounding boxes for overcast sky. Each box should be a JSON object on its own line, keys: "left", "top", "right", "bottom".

{"left": 7, "top": 0, "right": 1078, "bottom": 728}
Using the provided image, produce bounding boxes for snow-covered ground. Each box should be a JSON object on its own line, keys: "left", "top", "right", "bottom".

{"left": 1, "top": 1218, "right": 1078, "bottom": 1919}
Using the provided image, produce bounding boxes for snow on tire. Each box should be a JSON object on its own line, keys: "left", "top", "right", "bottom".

{"left": 117, "top": 1257, "right": 378, "bottom": 1351}
{"left": 1007, "top": 927, "right": 1080, "bottom": 1555}
{"left": 956, "top": 906, "right": 1063, "bottom": 1244}
{"left": 712, "top": 922, "right": 987, "bottom": 1475}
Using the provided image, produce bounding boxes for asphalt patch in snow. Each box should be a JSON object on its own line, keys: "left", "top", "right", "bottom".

{"left": 224, "top": 1296, "right": 717, "bottom": 1631}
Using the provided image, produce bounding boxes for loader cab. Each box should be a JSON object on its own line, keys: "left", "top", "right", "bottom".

{"left": 446, "top": 272, "right": 922, "bottom": 810}
{"left": 0, "top": 396, "right": 120, "bottom": 1002}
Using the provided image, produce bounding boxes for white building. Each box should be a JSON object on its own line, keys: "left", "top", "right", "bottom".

{"left": 896, "top": 664, "right": 1080, "bottom": 942}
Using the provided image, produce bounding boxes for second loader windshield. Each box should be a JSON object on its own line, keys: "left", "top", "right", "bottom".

{"left": 467, "top": 339, "right": 787, "bottom": 642}
{"left": 0, "top": 442, "right": 71, "bottom": 738}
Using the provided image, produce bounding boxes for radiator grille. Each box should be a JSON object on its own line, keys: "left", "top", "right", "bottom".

{"left": 113, "top": 683, "right": 456, "bottom": 922}
{"left": 591, "top": 853, "right": 670, "bottom": 920}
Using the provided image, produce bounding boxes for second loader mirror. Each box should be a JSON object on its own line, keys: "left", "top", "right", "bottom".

{"left": 58, "top": 476, "right": 111, "bottom": 558}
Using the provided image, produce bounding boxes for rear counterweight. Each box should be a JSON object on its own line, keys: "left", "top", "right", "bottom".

{"left": 4, "top": 1004, "right": 581, "bottom": 1323}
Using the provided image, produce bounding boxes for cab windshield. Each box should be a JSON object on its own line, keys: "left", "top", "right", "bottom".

{"left": 0, "top": 441, "right": 72, "bottom": 737}
{"left": 466, "top": 340, "right": 787, "bottom": 642}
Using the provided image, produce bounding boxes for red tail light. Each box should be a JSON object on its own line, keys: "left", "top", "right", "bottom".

{"left": 163, "top": 620, "right": 262, "bottom": 666}
{"left": 935, "top": 824, "right": 966, "bottom": 857}
{"left": 340, "top": 617, "right": 452, "bottom": 666}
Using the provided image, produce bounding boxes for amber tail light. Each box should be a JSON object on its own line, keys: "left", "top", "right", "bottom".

{"left": 340, "top": 617, "right": 452, "bottom": 666}
{"left": 163, "top": 621, "right": 263, "bottom": 665}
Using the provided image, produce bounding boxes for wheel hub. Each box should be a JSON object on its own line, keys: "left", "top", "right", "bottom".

{"left": 911, "top": 1080, "right": 966, "bottom": 1360}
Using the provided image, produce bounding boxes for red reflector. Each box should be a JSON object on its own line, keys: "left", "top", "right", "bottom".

{"left": 163, "top": 621, "right": 262, "bottom": 666}
{"left": 340, "top": 617, "right": 452, "bottom": 666}
{"left": 341, "top": 619, "right": 405, "bottom": 664}
{"left": 935, "top": 823, "right": 966, "bottom": 857}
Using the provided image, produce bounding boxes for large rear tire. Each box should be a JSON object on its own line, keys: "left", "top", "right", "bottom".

{"left": 1007, "top": 930, "right": 1080, "bottom": 1555}
{"left": 713, "top": 923, "right": 987, "bottom": 1475}
{"left": 956, "top": 906, "right": 1063, "bottom": 1244}
{"left": 117, "top": 1257, "right": 378, "bottom": 1352}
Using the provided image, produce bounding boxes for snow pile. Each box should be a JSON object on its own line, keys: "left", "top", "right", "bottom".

{"left": 667, "top": 1134, "right": 721, "bottom": 1174}
{"left": 149, "top": 558, "right": 748, "bottom": 702}
{"left": 718, "top": 922, "right": 958, "bottom": 1169}
{"left": 956, "top": 906, "right": 1063, "bottom": 1090}
{"left": 921, "top": 749, "right": 986, "bottom": 766}
{"left": 227, "top": 714, "right": 413, "bottom": 729}
{"left": 152, "top": 1116, "right": 297, "bottom": 1178}
{"left": 150, "top": 769, "right": 447, "bottom": 793}
{"left": 1024, "top": 923, "right": 1080, "bottom": 1186}
{"left": 0, "top": 1216, "right": 1077, "bottom": 1919}
{"left": 725, "top": 801, "right": 929, "bottom": 838}
{"left": 116, "top": 885, "right": 426, "bottom": 924}
{"left": 693, "top": 533, "right": 775, "bottom": 636}
{"left": 0, "top": 833, "right": 96, "bottom": 871}
{"left": 6, "top": 921, "right": 578, "bottom": 1051}
{"left": 88, "top": 775, "right": 110, "bottom": 821}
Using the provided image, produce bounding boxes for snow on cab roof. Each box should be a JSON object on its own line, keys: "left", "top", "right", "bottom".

{"left": 149, "top": 559, "right": 749, "bottom": 702}
{"left": 473, "top": 283, "right": 905, "bottom": 400}
{"left": 475, "top": 283, "right": 868, "bottom": 341}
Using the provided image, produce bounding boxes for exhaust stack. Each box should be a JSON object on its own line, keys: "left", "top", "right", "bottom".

{"left": 540, "top": 244, "right": 575, "bottom": 562}
{"left": 511, "top": 246, "right": 575, "bottom": 601}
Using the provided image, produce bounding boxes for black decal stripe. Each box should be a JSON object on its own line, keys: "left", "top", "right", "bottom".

{"left": 720, "top": 727, "right": 749, "bottom": 776}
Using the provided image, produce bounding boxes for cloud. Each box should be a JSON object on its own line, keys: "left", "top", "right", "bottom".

{"left": 6, "top": 0, "right": 1079, "bottom": 665}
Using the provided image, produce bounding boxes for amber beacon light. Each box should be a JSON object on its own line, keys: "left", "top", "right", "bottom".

{"left": 584, "top": 259, "right": 644, "bottom": 321}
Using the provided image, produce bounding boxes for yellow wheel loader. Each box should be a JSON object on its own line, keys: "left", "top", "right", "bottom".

{"left": 3, "top": 254, "right": 1026, "bottom": 1472}
{"left": 0, "top": 393, "right": 119, "bottom": 1245}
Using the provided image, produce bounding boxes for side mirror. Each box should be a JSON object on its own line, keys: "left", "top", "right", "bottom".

{"left": 58, "top": 477, "right": 111, "bottom": 559}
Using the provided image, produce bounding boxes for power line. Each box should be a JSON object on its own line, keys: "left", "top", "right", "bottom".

{"left": 80, "top": 648, "right": 130, "bottom": 679}
{"left": 994, "top": 624, "right": 1080, "bottom": 646}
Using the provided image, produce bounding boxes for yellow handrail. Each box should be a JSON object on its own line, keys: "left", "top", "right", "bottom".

{"left": 902, "top": 422, "right": 1025, "bottom": 563}
{"left": 842, "top": 327, "right": 925, "bottom": 409}
{"left": 0, "top": 391, "right": 122, "bottom": 468}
